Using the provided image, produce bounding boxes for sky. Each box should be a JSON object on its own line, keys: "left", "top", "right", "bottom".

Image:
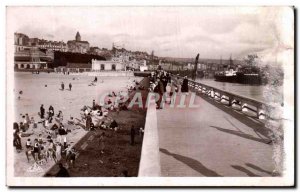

{"left": 8, "top": 6, "right": 293, "bottom": 63}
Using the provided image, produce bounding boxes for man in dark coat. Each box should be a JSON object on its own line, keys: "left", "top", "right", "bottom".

{"left": 40, "top": 104, "right": 45, "bottom": 119}
{"left": 49, "top": 105, "right": 54, "bottom": 117}
{"left": 61, "top": 82, "right": 64, "bottom": 91}
{"left": 154, "top": 79, "right": 164, "bottom": 109}
{"left": 86, "top": 114, "right": 92, "bottom": 131}
{"left": 56, "top": 163, "right": 70, "bottom": 177}
{"left": 181, "top": 76, "right": 189, "bottom": 93}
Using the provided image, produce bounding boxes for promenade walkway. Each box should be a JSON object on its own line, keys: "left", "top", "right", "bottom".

{"left": 157, "top": 92, "right": 276, "bottom": 177}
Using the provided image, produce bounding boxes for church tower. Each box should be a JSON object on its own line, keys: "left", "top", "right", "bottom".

{"left": 75, "top": 31, "right": 81, "bottom": 41}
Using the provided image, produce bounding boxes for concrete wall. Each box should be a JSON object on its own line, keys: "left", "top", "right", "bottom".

{"left": 138, "top": 101, "right": 161, "bottom": 176}
{"left": 87, "top": 71, "right": 134, "bottom": 77}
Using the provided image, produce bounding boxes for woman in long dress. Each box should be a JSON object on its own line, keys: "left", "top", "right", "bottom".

{"left": 181, "top": 76, "right": 189, "bottom": 93}
{"left": 176, "top": 77, "right": 182, "bottom": 95}
{"left": 86, "top": 114, "right": 92, "bottom": 131}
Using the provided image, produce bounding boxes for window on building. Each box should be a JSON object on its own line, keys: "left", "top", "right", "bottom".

{"left": 112, "top": 64, "right": 116, "bottom": 71}
{"left": 101, "top": 64, "right": 105, "bottom": 70}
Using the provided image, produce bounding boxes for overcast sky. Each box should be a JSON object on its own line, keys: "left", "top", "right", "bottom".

{"left": 8, "top": 7, "right": 292, "bottom": 63}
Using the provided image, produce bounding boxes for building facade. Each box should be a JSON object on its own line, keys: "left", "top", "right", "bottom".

{"left": 91, "top": 59, "right": 124, "bottom": 71}
{"left": 67, "top": 32, "right": 90, "bottom": 53}
{"left": 14, "top": 33, "right": 30, "bottom": 52}
{"left": 35, "top": 39, "right": 67, "bottom": 52}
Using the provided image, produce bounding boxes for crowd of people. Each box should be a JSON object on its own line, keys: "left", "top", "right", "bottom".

{"left": 13, "top": 76, "right": 145, "bottom": 176}
{"left": 13, "top": 104, "right": 78, "bottom": 168}
{"left": 149, "top": 70, "right": 189, "bottom": 109}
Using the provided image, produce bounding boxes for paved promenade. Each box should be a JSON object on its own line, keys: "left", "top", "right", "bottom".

{"left": 157, "top": 92, "right": 276, "bottom": 177}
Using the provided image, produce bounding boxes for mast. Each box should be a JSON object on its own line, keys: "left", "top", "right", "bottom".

{"left": 192, "top": 53, "right": 200, "bottom": 80}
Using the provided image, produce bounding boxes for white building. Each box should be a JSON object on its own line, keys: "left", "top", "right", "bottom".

{"left": 91, "top": 59, "right": 125, "bottom": 71}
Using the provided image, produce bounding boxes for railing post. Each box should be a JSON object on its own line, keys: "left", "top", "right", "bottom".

{"left": 257, "top": 104, "right": 266, "bottom": 119}
{"left": 210, "top": 89, "right": 214, "bottom": 98}
{"left": 242, "top": 103, "right": 248, "bottom": 112}
{"left": 228, "top": 96, "right": 232, "bottom": 107}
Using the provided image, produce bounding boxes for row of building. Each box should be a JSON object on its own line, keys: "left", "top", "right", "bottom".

{"left": 14, "top": 31, "right": 154, "bottom": 72}
{"left": 15, "top": 31, "right": 89, "bottom": 53}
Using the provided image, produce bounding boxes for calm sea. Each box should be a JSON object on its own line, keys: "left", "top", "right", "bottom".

{"left": 195, "top": 78, "right": 283, "bottom": 103}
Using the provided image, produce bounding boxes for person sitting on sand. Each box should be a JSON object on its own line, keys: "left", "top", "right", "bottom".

{"left": 99, "top": 121, "right": 106, "bottom": 129}
{"left": 43, "top": 118, "right": 49, "bottom": 129}
{"left": 55, "top": 111, "right": 63, "bottom": 123}
{"left": 110, "top": 119, "right": 119, "bottom": 131}
{"left": 51, "top": 123, "right": 59, "bottom": 131}
{"left": 31, "top": 117, "right": 37, "bottom": 128}
{"left": 38, "top": 134, "right": 43, "bottom": 144}
{"left": 68, "top": 117, "right": 75, "bottom": 125}
{"left": 96, "top": 109, "right": 103, "bottom": 117}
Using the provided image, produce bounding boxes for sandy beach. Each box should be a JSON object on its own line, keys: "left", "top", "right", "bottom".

{"left": 13, "top": 72, "right": 142, "bottom": 177}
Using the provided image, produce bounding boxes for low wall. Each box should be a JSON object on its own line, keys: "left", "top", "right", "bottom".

{"left": 87, "top": 71, "right": 134, "bottom": 77}
{"left": 138, "top": 101, "right": 161, "bottom": 177}
{"left": 58, "top": 71, "right": 134, "bottom": 77}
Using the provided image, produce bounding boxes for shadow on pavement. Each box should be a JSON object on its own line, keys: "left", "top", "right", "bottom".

{"left": 210, "top": 126, "right": 271, "bottom": 145}
{"left": 231, "top": 165, "right": 261, "bottom": 177}
{"left": 196, "top": 92, "right": 272, "bottom": 139}
{"left": 245, "top": 163, "right": 273, "bottom": 176}
{"left": 159, "top": 148, "right": 222, "bottom": 177}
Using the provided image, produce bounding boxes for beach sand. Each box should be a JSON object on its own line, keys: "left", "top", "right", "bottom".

{"left": 12, "top": 72, "right": 142, "bottom": 177}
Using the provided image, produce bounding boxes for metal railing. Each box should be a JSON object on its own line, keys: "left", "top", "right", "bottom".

{"left": 172, "top": 75, "right": 274, "bottom": 120}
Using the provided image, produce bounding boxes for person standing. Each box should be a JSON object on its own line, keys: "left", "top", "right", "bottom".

{"left": 130, "top": 126, "right": 135, "bottom": 145}
{"left": 181, "top": 76, "right": 189, "bottom": 94}
{"left": 49, "top": 105, "right": 54, "bottom": 118}
{"left": 13, "top": 130, "right": 22, "bottom": 151}
{"left": 155, "top": 79, "right": 164, "bottom": 109}
{"left": 92, "top": 100, "right": 96, "bottom": 108}
{"left": 61, "top": 82, "right": 64, "bottom": 91}
{"left": 56, "top": 163, "right": 70, "bottom": 177}
{"left": 86, "top": 113, "right": 92, "bottom": 131}
{"left": 40, "top": 104, "right": 45, "bottom": 119}
{"left": 69, "top": 83, "right": 72, "bottom": 91}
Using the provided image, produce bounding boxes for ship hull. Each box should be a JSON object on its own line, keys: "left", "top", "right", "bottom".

{"left": 214, "top": 75, "right": 237, "bottom": 83}
{"left": 236, "top": 73, "right": 264, "bottom": 85}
